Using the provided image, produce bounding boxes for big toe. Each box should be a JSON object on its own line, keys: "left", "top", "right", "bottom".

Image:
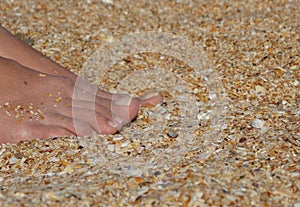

{"left": 110, "top": 92, "right": 162, "bottom": 129}
{"left": 140, "top": 92, "right": 163, "bottom": 106}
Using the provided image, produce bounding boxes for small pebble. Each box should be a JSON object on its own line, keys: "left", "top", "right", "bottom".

{"left": 251, "top": 119, "right": 265, "bottom": 129}
{"left": 112, "top": 136, "right": 124, "bottom": 141}
{"left": 222, "top": 188, "right": 230, "bottom": 194}
{"left": 101, "top": 0, "right": 113, "bottom": 4}
{"left": 292, "top": 80, "right": 299, "bottom": 86}
{"left": 167, "top": 128, "right": 178, "bottom": 138}
{"left": 209, "top": 93, "right": 217, "bottom": 100}
{"left": 239, "top": 137, "right": 247, "bottom": 143}
{"left": 9, "top": 156, "right": 19, "bottom": 165}
{"left": 294, "top": 202, "right": 300, "bottom": 207}
{"left": 121, "top": 141, "right": 130, "bottom": 147}
{"left": 49, "top": 157, "right": 59, "bottom": 162}
{"left": 24, "top": 38, "right": 34, "bottom": 46}
{"left": 124, "top": 122, "right": 131, "bottom": 128}
{"left": 255, "top": 85, "right": 267, "bottom": 93}
{"left": 107, "top": 144, "right": 115, "bottom": 152}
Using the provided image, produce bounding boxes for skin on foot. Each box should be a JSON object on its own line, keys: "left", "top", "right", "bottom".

{"left": 0, "top": 57, "right": 162, "bottom": 144}
{"left": 0, "top": 25, "right": 162, "bottom": 144}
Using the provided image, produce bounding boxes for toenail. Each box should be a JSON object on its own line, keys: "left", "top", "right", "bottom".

{"left": 108, "top": 120, "right": 118, "bottom": 128}
{"left": 113, "top": 96, "right": 132, "bottom": 106}
{"left": 114, "top": 116, "right": 123, "bottom": 124}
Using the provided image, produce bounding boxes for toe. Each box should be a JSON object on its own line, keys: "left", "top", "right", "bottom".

{"left": 101, "top": 120, "right": 119, "bottom": 134}
{"left": 40, "top": 112, "right": 96, "bottom": 136}
{"left": 140, "top": 92, "right": 163, "bottom": 106}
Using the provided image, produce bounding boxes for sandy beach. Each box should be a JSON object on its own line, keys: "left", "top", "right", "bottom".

{"left": 0, "top": 0, "right": 299, "bottom": 206}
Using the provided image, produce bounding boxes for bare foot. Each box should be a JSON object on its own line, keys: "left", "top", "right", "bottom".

{"left": 0, "top": 26, "right": 162, "bottom": 144}
{"left": 0, "top": 57, "right": 162, "bottom": 144}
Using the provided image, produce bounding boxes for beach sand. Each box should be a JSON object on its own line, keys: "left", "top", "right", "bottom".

{"left": 0, "top": 0, "right": 299, "bottom": 206}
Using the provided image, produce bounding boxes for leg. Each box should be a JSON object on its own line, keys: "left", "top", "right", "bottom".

{"left": 0, "top": 25, "right": 74, "bottom": 77}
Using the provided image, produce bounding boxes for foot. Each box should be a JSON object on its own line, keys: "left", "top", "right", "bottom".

{"left": 0, "top": 26, "right": 161, "bottom": 119}
{"left": 0, "top": 57, "right": 162, "bottom": 144}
